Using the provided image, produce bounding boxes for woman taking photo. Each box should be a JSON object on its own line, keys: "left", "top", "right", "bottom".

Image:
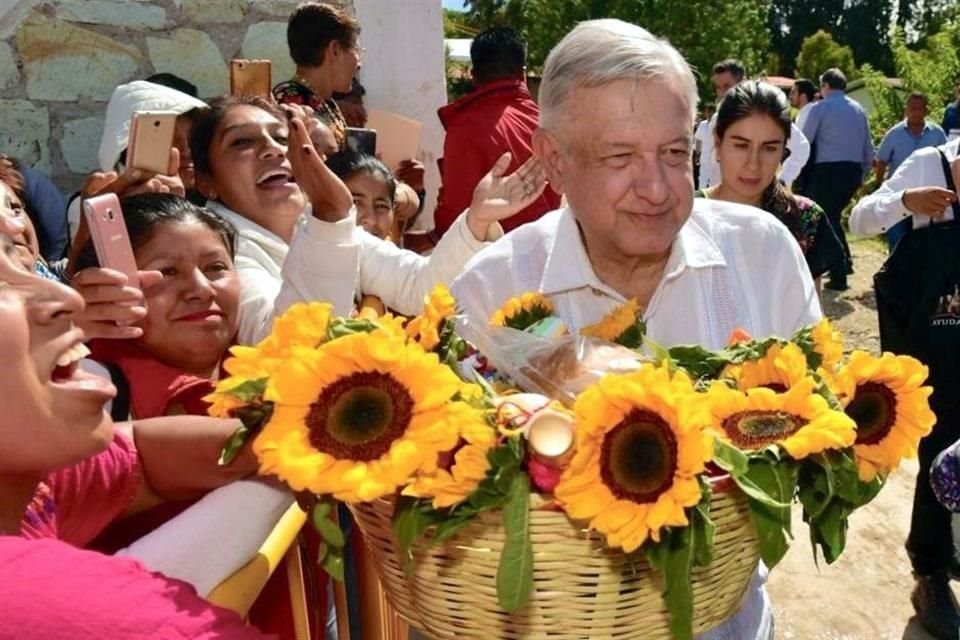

{"left": 72, "top": 193, "right": 240, "bottom": 420}
{"left": 190, "top": 95, "right": 545, "bottom": 344}
{"left": 698, "top": 80, "right": 841, "bottom": 287}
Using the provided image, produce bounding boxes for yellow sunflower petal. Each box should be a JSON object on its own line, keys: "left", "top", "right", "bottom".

{"left": 556, "top": 363, "right": 711, "bottom": 550}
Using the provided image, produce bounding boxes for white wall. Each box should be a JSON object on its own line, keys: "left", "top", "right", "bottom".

{"left": 354, "top": 0, "right": 448, "bottom": 228}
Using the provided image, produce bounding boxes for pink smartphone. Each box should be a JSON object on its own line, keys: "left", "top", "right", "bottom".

{"left": 127, "top": 111, "right": 177, "bottom": 175}
{"left": 82, "top": 194, "right": 139, "bottom": 288}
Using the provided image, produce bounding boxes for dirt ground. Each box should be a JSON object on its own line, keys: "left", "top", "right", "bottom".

{"left": 768, "top": 238, "right": 940, "bottom": 640}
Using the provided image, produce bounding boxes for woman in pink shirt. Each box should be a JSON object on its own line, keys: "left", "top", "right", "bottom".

{"left": 0, "top": 218, "right": 271, "bottom": 638}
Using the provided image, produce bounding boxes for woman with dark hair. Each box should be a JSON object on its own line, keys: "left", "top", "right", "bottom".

{"left": 697, "top": 80, "right": 839, "bottom": 286}
{"left": 73, "top": 193, "right": 240, "bottom": 420}
{"left": 326, "top": 149, "right": 397, "bottom": 240}
{"left": 272, "top": 1, "right": 362, "bottom": 147}
{"left": 190, "top": 94, "right": 544, "bottom": 345}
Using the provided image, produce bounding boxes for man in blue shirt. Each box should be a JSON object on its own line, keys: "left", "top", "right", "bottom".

{"left": 801, "top": 68, "right": 874, "bottom": 291}
{"left": 942, "top": 76, "right": 960, "bottom": 137}
{"left": 875, "top": 92, "right": 947, "bottom": 249}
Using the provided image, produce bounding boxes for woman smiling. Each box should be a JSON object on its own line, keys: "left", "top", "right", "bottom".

{"left": 191, "top": 95, "right": 545, "bottom": 344}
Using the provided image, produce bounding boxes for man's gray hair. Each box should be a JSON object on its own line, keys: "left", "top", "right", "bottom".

{"left": 539, "top": 19, "right": 699, "bottom": 130}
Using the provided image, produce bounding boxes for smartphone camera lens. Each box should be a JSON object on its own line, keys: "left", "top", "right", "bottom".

{"left": 154, "top": 121, "right": 160, "bottom": 128}
{"left": 107, "top": 209, "right": 114, "bottom": 221}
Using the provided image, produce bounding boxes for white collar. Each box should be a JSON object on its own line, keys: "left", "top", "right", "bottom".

{"left": 206, "top": 200, "right": 295, "bottom": 257}
{"left": 538, "top": 205, "right": 726, "bottom": 297}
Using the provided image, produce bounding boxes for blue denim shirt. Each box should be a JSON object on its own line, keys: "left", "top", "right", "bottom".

{"left": 943, "top": 103, "right": 960, "bottom": 135}
{"left": 801, "top": 91, "right": 874, "bottom": 173}
{"left": 877, "top": 120, "right": 948, "bottom": 178}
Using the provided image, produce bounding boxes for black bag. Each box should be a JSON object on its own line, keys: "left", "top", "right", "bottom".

{"left": 874, "top": 149, "right": 960, "bottom": 402}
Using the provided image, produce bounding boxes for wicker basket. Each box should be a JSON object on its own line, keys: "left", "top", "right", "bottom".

{"left": 350, "top": 479, "right": 759, "bottom": 639}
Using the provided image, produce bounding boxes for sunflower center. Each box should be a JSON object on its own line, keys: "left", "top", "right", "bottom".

{"left": 306, "top": 371, "right": 414, "bottom": 461}
{"left": 846, "top": 382, "right": 897, "bottom": 446}
{"left": 599, "top": 410, "right": 678, "bottom": 504}
{"left": 722, "top": 410, "right": 803, "bottom": 449}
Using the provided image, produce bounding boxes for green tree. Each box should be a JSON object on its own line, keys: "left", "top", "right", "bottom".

{"left": 515, "top": 0, "right": 772, "bottom": 103}
{"left": 888, "top": 23, "right": 960, "bottom": 123}
{"left": 863, "top": 19, "right": 960, "bottom": 142}
{"left": 443, "top": 9, "right": 480, "bottom": 38}
{"left": 794, "top": 30, "right": 857, "bottom": 81}
{"left": 769, "top": 0, "right": 892, "bottom": 75}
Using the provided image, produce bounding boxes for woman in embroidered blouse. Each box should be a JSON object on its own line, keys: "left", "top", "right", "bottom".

{"left": 697, "top": 80, "right": 841, "bottom": 286}
{"left": 272, "top": 1, "right": 360, "bottom": 148}
{"left": 190, "top": 95, "right": 546, "bottom": 345}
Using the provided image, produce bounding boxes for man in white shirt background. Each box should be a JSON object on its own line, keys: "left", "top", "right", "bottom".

{"left": 872, "top": 92, "right": 948, "bottom": 250}
{"left": 850, "top": 138, "right": 960, "bottom": 640}
{"left": 790, "top": 78, "right": 817, "bottom": 132}
{"left": 697, "top": 59, "right": 810, "bottom": 191}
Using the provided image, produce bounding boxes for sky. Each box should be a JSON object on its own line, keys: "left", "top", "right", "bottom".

{"left": 442, "top": 0, "right": 467, "bottom": 9}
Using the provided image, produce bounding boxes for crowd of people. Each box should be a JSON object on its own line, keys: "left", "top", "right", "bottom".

{"left": 2, "top": 2, "right": 960, "bottom": 639}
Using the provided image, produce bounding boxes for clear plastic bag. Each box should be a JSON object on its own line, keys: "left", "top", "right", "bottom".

{"left": 454, "top": 315, "right": 649, "bottom": 406}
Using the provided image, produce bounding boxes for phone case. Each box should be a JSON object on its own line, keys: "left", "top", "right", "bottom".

{"left": 345, "top": 127, "right": 377, "bottom": 156}
{"left": 230, "top": 59, "right": 272, "bottom": 98}
{"left": 127, "top": 111, "right": 177, "bottom": 175}
{"left": 82, "top": 194, "right": 140, "bottom": 288}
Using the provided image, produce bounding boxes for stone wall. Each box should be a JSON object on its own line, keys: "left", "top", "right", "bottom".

{"left": 0, "top": 0, "right": 355, "bottom": 194}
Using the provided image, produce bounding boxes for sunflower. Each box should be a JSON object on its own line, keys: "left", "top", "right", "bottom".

{"left": 402, "top": 403, "right": 497, "bottom": 508}
{"left": 207, "top": 389, "right": 248, "bottom": 419}
{"left": 721, "top": 342, "right": 811, "bottom": 393}
{"left": 490, "top": 292, "right": 554, "bottom": 330}
{"left": 706, "top": 376, "right": 856, "bottom": 459}
{"left": 205, "top": 303, "right": 335, "bottom": 416}
{"left": 406, "top": 284, "right": 457, "bottom": 351}
{"left": 812, "top": 318, "right": 844, "bottom": 371}
{"left": 834, "top": 351, "right": 935, "bottom": 481}
{"left": 554, "top": 363, "right": 713, "bottom": 553}
{"left": 254, "top": 328, "right": 465, "bottom": 502}
{"left": 580, "top": 299, "right": 645, "bottom": 348}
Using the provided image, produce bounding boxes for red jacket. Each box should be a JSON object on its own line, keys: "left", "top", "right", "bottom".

{"left": 433, "top": 78, "right": 560, "bottom": 237}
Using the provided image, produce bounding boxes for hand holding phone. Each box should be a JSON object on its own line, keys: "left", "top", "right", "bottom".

{"left": 82, "top": 193, "right": 139, "bottom": 288}
{"left": 230, "top": 59, "right": 272, "bottom": 98}
{"left": 127, "top": 111, "right": 178, "bottom": 175}
{"left": 345, "top": 127, "right": 377, "bottom": 156}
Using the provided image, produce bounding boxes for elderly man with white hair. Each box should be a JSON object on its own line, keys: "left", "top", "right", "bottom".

{"left": 452, "top": 19, "right": 822, "bottom": 639}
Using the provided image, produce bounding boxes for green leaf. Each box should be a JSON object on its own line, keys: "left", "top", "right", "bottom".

{"left": 234, "top": 402, "right": 275, "bottom": 434}
{"left": 798, "top": 455, "right": 835, "bottom": 520}
{"left": 807, "top": 499, "right": 850, "bottom": 564}
{"left": 496, "top": 472, "right": 533, "bottom": 613}
{"left": 691, "top": 482, "right": 716, "bottom": 567}
{"left": 646, "top": 526, "right": 696, "bottom": 640}
{"left": 319, "top": 544, "right": 345, "bottom": 582}
{"left": 218, "top": 424, "right": 250, "bottom": 466}
{"left": 392, "top": 497, "right": 437, "bottom": 575}
{"left": 326, "top": 317, "right": 378, "bottom": 340}
{"left": 225, "top": 377, "right": 267, "bottom": 402}
{"left": 743, "top": 458, "right": 797, "bottom": 568}
{"left": 714, "top": 441, "right": 791, "bottom": 509}
{"left": 712, "top": 439, "right": 750, "bottom": 476}
{"left": 614, "top": 318, "right": 647, "bottom": 350}
{"left": 429, "top": 515, "right": 476, "bottom": 546}
{"left": 217, "top": 399, "right": 274, "bottom": 466}
{"left": 665, "top": 344, "right": 731, "bottom": 380}
{"left": 311, "top": 499, "right": 346, "bottom": 550}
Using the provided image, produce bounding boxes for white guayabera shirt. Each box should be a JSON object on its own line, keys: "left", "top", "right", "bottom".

{"left": 453, "top": 201, "right": 821, "bottom": 350}
{"left": 452, "top": 200, "right": 823, "bottom": 640}
{"left": 850, "top": 137, "right": 960, "bottom": 237}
